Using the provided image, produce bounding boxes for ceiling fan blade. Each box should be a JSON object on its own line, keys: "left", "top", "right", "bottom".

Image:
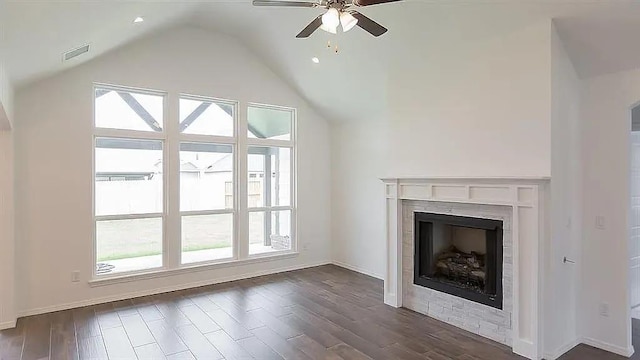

{"left": 352, "top": 0, "right": 401, "bottom": 6}
{"left": 350, "top": 11, "right": 388, "bottom": 37}
{"left": 253, "top": 0, "right": 320, "bottom": 7}
{"left": 296, "top": 15, "right": 323, "bottom": 38}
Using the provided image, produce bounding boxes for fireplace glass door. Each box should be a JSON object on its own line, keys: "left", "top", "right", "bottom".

{"left": 414, "top": 212, "right": 503, "bottom": 309}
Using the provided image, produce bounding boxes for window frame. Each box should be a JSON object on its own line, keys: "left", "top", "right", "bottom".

{"left": 91, "top": 85, "right": 297, "bottom": 281}
{"left": 92, "top": 84, "right": 169, "bottom": 278}
{"left": 177, "top": 93, "right": 239, "bottom": 265}
{"left": 246, "top": 103, "right": 297, "bottom": 257}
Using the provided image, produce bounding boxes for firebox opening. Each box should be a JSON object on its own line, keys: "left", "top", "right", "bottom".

{"left": 414, "top": 212, "right": 503, "bottom": 309}
{"left": 432, "top": 225, "right": 488, "bottom": 293}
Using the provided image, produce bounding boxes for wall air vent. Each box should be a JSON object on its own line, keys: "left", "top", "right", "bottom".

{"left": 63, "top": 44, "right": 90, "bottom": 61}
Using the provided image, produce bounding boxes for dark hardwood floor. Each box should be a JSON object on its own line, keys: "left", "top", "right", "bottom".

{"left": 0, "top": 264, "right": 633, "bottom": 360}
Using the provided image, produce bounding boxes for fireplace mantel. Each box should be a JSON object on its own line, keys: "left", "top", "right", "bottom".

{"left": 381, "top": 177, "right": 549, "bottom": 360}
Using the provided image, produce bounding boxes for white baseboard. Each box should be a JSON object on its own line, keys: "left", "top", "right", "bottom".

{"left": 543, "top": 338, "right": 580, "bottom": 360}
{"left": 512, "top": 339, "right": 536, "bottom": 359}
{"left": 581, "top": 337, "right": 634, "bottom": 358}
{"left": 18, "top": 260, "right": 331, "bottom": 318}
{"left": 331, "top": 261, "right": 384, "bottom": 280}
{"left": 0, "top": 320, "right": 17, "bottom": 330}
{"left": 384, "top": 293, "right": 400, "bottom": 308}
{"left": 14, "top": 259, "right": 634, "bottom": 360}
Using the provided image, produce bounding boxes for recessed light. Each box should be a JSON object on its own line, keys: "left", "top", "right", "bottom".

{"left": 312, "top": 57, "right": 320, "bottom": 64}
{"left": 133, "top": 17, "right": 144, "bottom": 23}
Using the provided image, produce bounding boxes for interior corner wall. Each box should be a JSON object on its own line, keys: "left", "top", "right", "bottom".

{"left": 0, "top": 57, "right": 14, "bottom": 130}
{"left": 331, "top": 20, "right": 553, "bottom": 281}
{"left": 579, "top": 68, "right": 640, "bottom": 356}
{"left": 330, "top": 119, "right": 388, "bottom": 279}
{"left": 545, "top": 23, "right": 581, "bottom": 358}
{"left": 13, "top": 26, "right": 332, "bottom": 315}
{"left": 0, "top": 130, "right": 15, "bottom": 329}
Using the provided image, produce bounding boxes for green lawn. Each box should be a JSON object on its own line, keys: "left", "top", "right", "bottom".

{"left": 96, "top": 214, "right": 266, "bottom": 261}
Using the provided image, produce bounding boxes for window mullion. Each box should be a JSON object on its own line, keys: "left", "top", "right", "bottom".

{"left": 165, "top": 92, "right": 181, "bottom": 269}
{"left": 264, "top": 154, "right": 272, "bottom": 246}
{"left": 179, "top": 133, "right": 236, "bottom": 144}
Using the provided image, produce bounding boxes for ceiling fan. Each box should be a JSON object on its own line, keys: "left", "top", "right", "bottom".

{"left": 252, "top": 0, "right": 401, "bottom": 38}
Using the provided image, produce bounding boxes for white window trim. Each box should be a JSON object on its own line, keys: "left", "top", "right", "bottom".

{"left": 88, "top": 251, "right": 299, "bottom": 287}
{"left": 91, "top": 84, "right": 298, "bottom": 282}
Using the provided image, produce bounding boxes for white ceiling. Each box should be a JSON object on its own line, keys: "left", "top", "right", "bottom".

{"left": 555, "top": 12, "right": 640, "bottom": 78}
{"left": 0, "top": 1, "right": 196, "bottom": 85}
{"left": 3, "top": 0, "right": 640, "bottom": 123}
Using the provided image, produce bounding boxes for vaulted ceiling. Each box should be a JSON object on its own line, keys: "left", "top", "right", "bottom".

{"left": 3, "top": 0, "right": 640, "bottom": 123}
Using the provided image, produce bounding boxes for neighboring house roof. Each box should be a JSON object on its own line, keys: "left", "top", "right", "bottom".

{"left": 181, "top": 162, "right": 199, "bottom": 172}
{"left": 205, "top": 154, "right": 264, "bottom": 173}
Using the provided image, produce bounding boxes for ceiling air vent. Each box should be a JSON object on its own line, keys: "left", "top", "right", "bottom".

{"left": 63, "top": 44, "right": 90, "bottom": 61}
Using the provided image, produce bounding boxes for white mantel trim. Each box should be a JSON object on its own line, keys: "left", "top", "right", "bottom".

{"left": 381, "top": 177, "right": 548, "bottom": 360}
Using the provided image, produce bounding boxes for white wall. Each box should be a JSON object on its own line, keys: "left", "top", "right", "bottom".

{"left": 14, "top": 26, "right": 332, "bottom": 314}
{"left": 331, "top": 20, "right": 553, "bottom": 280}
{"left": 384, "top": 21, "right": 552, "bottom": 178}
{"left": 0, "top": 20, "right": 16, "bottom": 328}
{"left": 579, "top": 68, "right": 640, "bottom": 356}
{"left": 0, "top": 130, "right": 15, "bottom": 328}
{"left": 544, "top": 24, "right": 582, "bottom": 358}
{"left": 630, "top": 132, "right": 640, "bottom": 308}
{"left": 331, "top": 119, "right": 388, "bottom": 279}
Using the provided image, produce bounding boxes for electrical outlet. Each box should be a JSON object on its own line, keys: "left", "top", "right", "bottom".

{"left": 302, "top": 243, "right": 309, "bottom": 251}
{"left": 599, "top": 302, "right": 610, "bottom": 317}
{"left": 71, "top": 271, "right": 80, "bottom": 283}
{"left": 595, "top": 216, "right": 606, "bottom": 230}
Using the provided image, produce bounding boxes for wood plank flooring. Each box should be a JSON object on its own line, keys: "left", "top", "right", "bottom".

{"left": 0, "top": 264, "right": 633, "bottom": 359}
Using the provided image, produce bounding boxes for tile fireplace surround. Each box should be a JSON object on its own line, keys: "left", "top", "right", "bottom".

{"left": 382, "top": 177, "right": 549, "bottom": 360}
{"left": 403, "top": 200, "right": 513, "bottom": 345}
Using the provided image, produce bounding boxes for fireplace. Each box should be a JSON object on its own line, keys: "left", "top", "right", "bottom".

{"left": 414, "top": 212, "right": 503, "bottom": 309}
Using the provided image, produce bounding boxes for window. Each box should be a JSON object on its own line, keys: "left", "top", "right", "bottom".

{"left": 248, "top": 105, "right": 292, "bottom": 141}
{"left": 247, "top": 105, "right": 295, "bottom": 255}
{"left": 94, "top": 88, "right": 166, "bottom": 274}
{"left": 95, "top": 88, "right": 163, "bottom": 132}
{"left": 93, "top": 86, "right": 296, "bottom": 278}
{"left": 179, "top": 97, "right": 234, "bottom": 137}
{"left": 179, "top": 142, "right": 234, "bottom": 264}
{"left": 95, "top": 138, "right": 163, "bottom": 216}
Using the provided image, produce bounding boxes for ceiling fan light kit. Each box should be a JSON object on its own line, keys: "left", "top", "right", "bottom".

{"left": 321, "top": 7, "right": 341, "bottom": 32}
{"left": 340, "top": 11, "right": 358, "bottom": 32}
{"left": 252, "top": 0, "right": 401, "bottom": 38}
